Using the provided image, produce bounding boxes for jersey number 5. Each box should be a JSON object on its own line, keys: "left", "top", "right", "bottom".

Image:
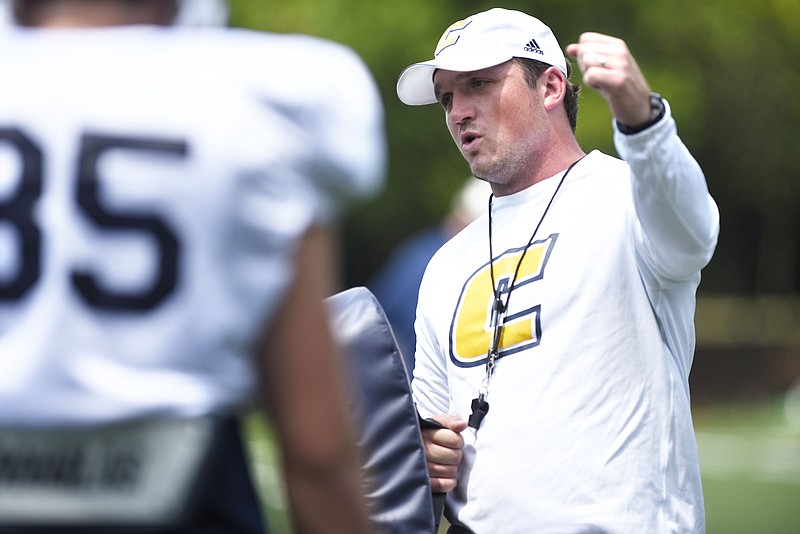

{"left": 0, "top": 128, "right": 187, "bottom": 311}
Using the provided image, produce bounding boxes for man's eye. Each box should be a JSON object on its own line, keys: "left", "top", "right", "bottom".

{"left": 439, "top": 94, "right": 452, "bottom": 108}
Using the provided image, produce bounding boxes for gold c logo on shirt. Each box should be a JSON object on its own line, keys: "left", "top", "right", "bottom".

{"left": 449, "top": 234, "right": 557, "bottom": 367}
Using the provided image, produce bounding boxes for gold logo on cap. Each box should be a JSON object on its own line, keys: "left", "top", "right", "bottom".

{"left": 434, "top": 19, "right": 472, "bottom": 57}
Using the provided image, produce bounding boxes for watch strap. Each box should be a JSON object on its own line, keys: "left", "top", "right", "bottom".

{"left": 616, "top": 92, "right": 665, "bottom": 135}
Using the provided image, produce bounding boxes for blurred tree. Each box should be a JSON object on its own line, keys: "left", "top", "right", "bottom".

{"left": 226, "top": 0, "right": 800, "bottom": 296}
{"left": 640, "top": 0, "right": 800, "bottom": 295}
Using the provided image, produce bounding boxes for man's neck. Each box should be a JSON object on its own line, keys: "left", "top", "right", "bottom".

{"left": 490, "top": 144, "right": 586, "bottom": 198}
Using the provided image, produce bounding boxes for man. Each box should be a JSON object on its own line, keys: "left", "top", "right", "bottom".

{"left": 397, "top": 8, "right": 718, "bottom": 533}
{"left": 0, "top": 1, "right": 385, "bottom": 532}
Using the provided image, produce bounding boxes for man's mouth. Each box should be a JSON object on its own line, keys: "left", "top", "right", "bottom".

{"left": 461, "top": 132, "right": 480, "bottom": 150}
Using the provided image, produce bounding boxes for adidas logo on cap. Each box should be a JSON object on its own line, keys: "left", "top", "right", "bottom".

{"left": 524, "top": 38, "right": 544, "bottom": 55}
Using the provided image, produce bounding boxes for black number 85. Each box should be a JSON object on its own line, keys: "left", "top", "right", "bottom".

{"left": 0, "top": 128, "right": 187, "bottom": 311}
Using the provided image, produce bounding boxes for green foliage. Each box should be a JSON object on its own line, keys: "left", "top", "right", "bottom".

{"left": 226, "top": 0, "right": 800, "bottom": 293}
{"left": 696, "top": 397, "right": 800, "bottom": 533}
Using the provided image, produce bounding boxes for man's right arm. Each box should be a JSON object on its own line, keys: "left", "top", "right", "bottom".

{"left": 411, "top": 260, "right": 469, "bottom": 492}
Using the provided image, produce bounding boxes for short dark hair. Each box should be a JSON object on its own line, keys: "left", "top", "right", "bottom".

{"left": 512, "top": 57, "right": 580, "bottom": 132}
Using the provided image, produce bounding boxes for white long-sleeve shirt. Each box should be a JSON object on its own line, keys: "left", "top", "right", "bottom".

{"left": 413, "top": 101, "right": 719, "bottom": 533}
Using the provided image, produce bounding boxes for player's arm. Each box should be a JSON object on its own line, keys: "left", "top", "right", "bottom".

{"left": 257, "top": 225, "right": 369, "bottom": 534}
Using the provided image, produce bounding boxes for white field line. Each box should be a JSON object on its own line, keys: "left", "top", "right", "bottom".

{"left": 696, "top": 430, "right": 800, "bottom": 486}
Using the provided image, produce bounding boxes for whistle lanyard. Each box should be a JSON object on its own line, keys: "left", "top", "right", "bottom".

{"left": 469, "top": 157, "right": 584, "bottom": 430}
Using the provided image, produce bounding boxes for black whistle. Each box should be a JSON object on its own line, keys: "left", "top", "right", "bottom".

{"left": 468, "top": 395, "right": 490, "bottom": 429}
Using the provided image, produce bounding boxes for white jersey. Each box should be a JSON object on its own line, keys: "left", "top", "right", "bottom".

{"left": 0, "top": 25, "right": 385, "bottom": 425}
{"left": 413, "top": 103, "right": 718, "bottom": 533}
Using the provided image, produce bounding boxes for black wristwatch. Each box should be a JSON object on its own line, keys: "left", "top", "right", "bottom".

{"left": 617, "top": 92, "right": 665, "bottom": 135}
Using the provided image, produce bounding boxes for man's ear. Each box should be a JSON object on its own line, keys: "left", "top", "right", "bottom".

{"left": 541, "top": 66, "right": 568, "bottom": 111}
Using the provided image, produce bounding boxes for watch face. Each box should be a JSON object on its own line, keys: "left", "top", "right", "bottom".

{"left": 649, "top": 93, "right": 665, "bottom": 122}
{"left": 617, "top": 93, "right": 664, "bottom": 134}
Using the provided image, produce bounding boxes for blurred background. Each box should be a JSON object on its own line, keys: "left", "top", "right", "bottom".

{"left": 226, "top": 0, "right": 800, "bottom": 532}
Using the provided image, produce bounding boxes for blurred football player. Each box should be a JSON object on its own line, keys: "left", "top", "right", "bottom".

{"left": 0, "top": 1, "right": 385, "bottom": 532}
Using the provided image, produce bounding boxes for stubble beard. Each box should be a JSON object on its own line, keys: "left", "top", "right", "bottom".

{"left": 468, "top": 146, "right": 529, "bottom": 194}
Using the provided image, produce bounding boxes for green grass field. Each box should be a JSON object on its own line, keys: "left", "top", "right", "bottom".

{"left": 695, "top": 398, "right": 800, "bottom": 534}
{"left": 246, "top": 395, "right": 800, "bottom": 533}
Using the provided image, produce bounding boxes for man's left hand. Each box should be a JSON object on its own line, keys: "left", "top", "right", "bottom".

{"left": 565, "top": 33, "right": 652, "bottom": 129}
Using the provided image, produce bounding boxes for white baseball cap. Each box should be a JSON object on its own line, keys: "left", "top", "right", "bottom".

{"left": 397, "top": 8, "right": 568, "bottom": 106}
